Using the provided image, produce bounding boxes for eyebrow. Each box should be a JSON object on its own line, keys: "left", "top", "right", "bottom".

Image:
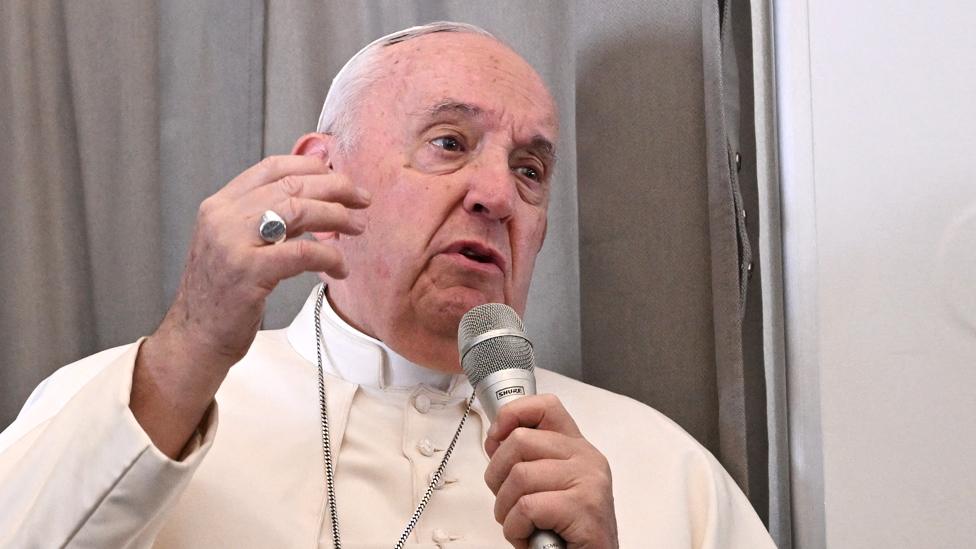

{"left": 417, "top": 100, "right": 558, "bottom": 164}
{"left": 422, "top": 100, "right": 486, "bottom": 120}
{"left": 527, "top": 135, "right": 557, "bottom": 165}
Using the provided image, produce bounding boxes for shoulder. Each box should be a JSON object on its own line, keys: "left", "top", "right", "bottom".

{"left": 534, "top": 368, "right": 727, "bottom": 504}
{"left": 535, "top": 367, "right": 705, "bottom": 455}
{"left": 0, "top": 342, "right": 138, "bottom": 449}
{"left": 17, "top": 343, "right": 137, "bottom": 413}
{"left": 537, "top": 369, "right": 774, "bottom": 547}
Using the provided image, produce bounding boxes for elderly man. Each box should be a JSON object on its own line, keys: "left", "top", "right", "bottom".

{"left": 0, "top": 22, "right": 774, "bottom": 548}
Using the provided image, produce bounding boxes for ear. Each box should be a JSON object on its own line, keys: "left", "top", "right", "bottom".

{"left": 292, "top": 132, "right": 339, "bottom": 242}
{"left": 291, "top": 132, "right": 335, "bottom": 168}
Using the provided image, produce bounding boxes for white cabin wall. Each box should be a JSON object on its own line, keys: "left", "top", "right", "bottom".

{"left": 773, "top": 1, "right": 976, "bottom": 547}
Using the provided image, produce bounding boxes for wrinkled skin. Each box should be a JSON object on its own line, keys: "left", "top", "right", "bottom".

{"left": 131, "top": 31, "right": 618, "bottom": 548}
{"left": 321, "top": 33, "right": 556, "bottom": 374}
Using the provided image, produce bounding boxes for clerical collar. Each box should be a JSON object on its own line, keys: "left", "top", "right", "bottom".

{"left": 286, "top": 284, "right": 465, "bottom": 394}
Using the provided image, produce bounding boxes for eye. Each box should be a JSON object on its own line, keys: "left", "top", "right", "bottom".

{"left": 430, "top": 135, "right": 465, "bottom": 152}
{"left": 515, "top": 166, "right": 542, "bottom": 182}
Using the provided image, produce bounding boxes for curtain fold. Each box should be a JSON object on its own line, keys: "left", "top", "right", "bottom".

{"left": 702, "top": 0, "right": 769, "bottom": 519}
{"left": 0, "top": 0, "right": 164, "bottom": 424}
{"left": 157, "top": 0, "right": 266, "bottom": 301}
{"left": 575, "top": 0, "right": 721, "bottom": 467}
{"left": 0, "top": 0, "right": 773, "bottom": 527}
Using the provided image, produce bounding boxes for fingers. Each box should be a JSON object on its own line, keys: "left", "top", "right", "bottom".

{"left": 484, "top": 428, "right": 573, "bottom": 493}
{"left": 256, "top": 239, "right": 349, "bottom": 282}
{"left": 240, "top": 173, "right": 372, "bottom": 213}
{"left": 253, "top": 197, "right": 366, "bottom": 242}
{"left": 222, "top": 155, "right": 331, "bottom": 199}
{"left": 223, "top": 156, "right": 373, "bottom": 218}
{"left": 500, "top": 478, "right": 617, "bottom": 549}
{"left": 501, "top": 490, "right": 571, "bottom": 546}
{"left": 228, "top": 161, "right": 370, "bottom": 246}
{"left": 485, "top": 394, "right": 582, "bottom": 456}
{"left": 190, "top": 153, "right": 370, "bottom": 292}
{"left": 483, "top": 395, "right": 619, "bottom": 547}
{"left": 492, "top": 458, "right": 575, "bottom": 523}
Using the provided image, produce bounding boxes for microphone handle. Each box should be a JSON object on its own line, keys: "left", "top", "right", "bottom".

{"left": 474, "top": 370, "right": 568, "bottom": 549}
{"left": 529, "top": 530, "right": 566, "bottom": 549}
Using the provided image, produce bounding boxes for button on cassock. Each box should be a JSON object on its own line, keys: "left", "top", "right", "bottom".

{"left": 428, "top": 471, "right": 446, "bottom": 489}
{"left": 414, "top": 394, "right": 432, "bottom": 414}
{"left": 432, "top": 528, "right": 460, "bottom": 544}
{"left": 417, "top": 438, "right": 436, "bottom": 457}
{"left": 428, "top": 470, "right": 458, "bottom": 490}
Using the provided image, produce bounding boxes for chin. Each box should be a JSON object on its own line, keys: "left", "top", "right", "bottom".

{"left": 421, "top": 286, "right": 504, "bottom": 335}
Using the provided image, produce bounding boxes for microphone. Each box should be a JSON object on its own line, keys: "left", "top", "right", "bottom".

{"left": 458, "top": 303, "right": 567, "bottom": 549}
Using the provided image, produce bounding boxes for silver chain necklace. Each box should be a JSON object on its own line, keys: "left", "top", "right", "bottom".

{"left": 313, "top": 286, "right": 476, "bottom": 549}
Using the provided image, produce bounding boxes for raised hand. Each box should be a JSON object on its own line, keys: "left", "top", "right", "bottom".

{"left": 131, "top": 149, "right": 369, "bottom": 458}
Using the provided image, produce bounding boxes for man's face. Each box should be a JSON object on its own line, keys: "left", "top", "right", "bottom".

{"left": 325, "top": 32, "right": 559, "bottom": 370}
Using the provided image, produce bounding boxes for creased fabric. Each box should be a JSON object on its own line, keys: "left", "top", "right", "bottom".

{"left": 0, "top": 286, "right": 775, "bottom": 547}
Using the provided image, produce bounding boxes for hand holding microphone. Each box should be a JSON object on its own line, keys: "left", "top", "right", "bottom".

{"left": 459, "top": 304, "right": 619, "bottom": 549}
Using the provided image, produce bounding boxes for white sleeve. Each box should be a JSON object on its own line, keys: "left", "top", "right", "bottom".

{"left": 0, "top": 340, "right": 217, "bottom": 548}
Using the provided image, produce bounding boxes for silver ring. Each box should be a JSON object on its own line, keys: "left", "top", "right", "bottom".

{"left": 258, "top": 210, "right": 287, "bottom": 244}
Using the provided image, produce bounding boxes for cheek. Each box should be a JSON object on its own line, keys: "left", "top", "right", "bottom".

{"left": 374, "top": 256, "right": 393, "bottom": 280}
{"left": 359, "top": 187, "right": 438, "bottom": 272}
{"left": 521, "top": 212, "right": 548, "bottom": 253}
{"left": 510, "top": 212, "right": 548, "bottom": 280}
{"left": 535, "top": 214, "right": 548, "bottom": 252}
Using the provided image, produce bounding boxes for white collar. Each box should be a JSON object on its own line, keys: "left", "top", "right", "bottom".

{"left": 286, "top": 284, "right": 467, "bottom": 394}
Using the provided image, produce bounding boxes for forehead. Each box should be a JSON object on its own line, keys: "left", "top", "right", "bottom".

{"left": 373, "top": 33, "right": 559, "bottom": 139}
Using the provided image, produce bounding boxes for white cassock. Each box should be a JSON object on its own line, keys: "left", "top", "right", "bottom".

{"left": 0, "top": 285, "right": 776, "bottom": 548}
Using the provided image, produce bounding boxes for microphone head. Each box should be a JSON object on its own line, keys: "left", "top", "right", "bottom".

{"left": 458, "top": 303, "right": 535, "bottom": 387}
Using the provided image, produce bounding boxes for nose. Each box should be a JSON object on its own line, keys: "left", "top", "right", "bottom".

{"left": 462, "top": 157, "right": 516, "bottom": 222}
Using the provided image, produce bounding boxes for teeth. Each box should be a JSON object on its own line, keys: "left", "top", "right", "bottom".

{"left": 460, "top": 248, "right": 488, "bottom": 262}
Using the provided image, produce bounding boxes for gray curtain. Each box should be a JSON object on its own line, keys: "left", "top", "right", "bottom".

{"left": 0, "top": 0, "right": 774, "bottom": 538}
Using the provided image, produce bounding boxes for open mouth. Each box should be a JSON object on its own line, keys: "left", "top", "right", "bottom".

{"left": 459, "top": 246, "right": 495, "bottom": 264}
{"left": 444, "top": 241, "right": 504, "bottom": 272}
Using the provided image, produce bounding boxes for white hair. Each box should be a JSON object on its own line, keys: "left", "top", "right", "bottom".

{"left": 316, "top": 21, "right": 497, "bottom": 151}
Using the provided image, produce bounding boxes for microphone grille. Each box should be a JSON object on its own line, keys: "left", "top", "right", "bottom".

{"left": 458, "top": 303, "right": 534, "bottom": 387}
{"left": 458, "top": 303, "right": 525, "bottom": 341}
